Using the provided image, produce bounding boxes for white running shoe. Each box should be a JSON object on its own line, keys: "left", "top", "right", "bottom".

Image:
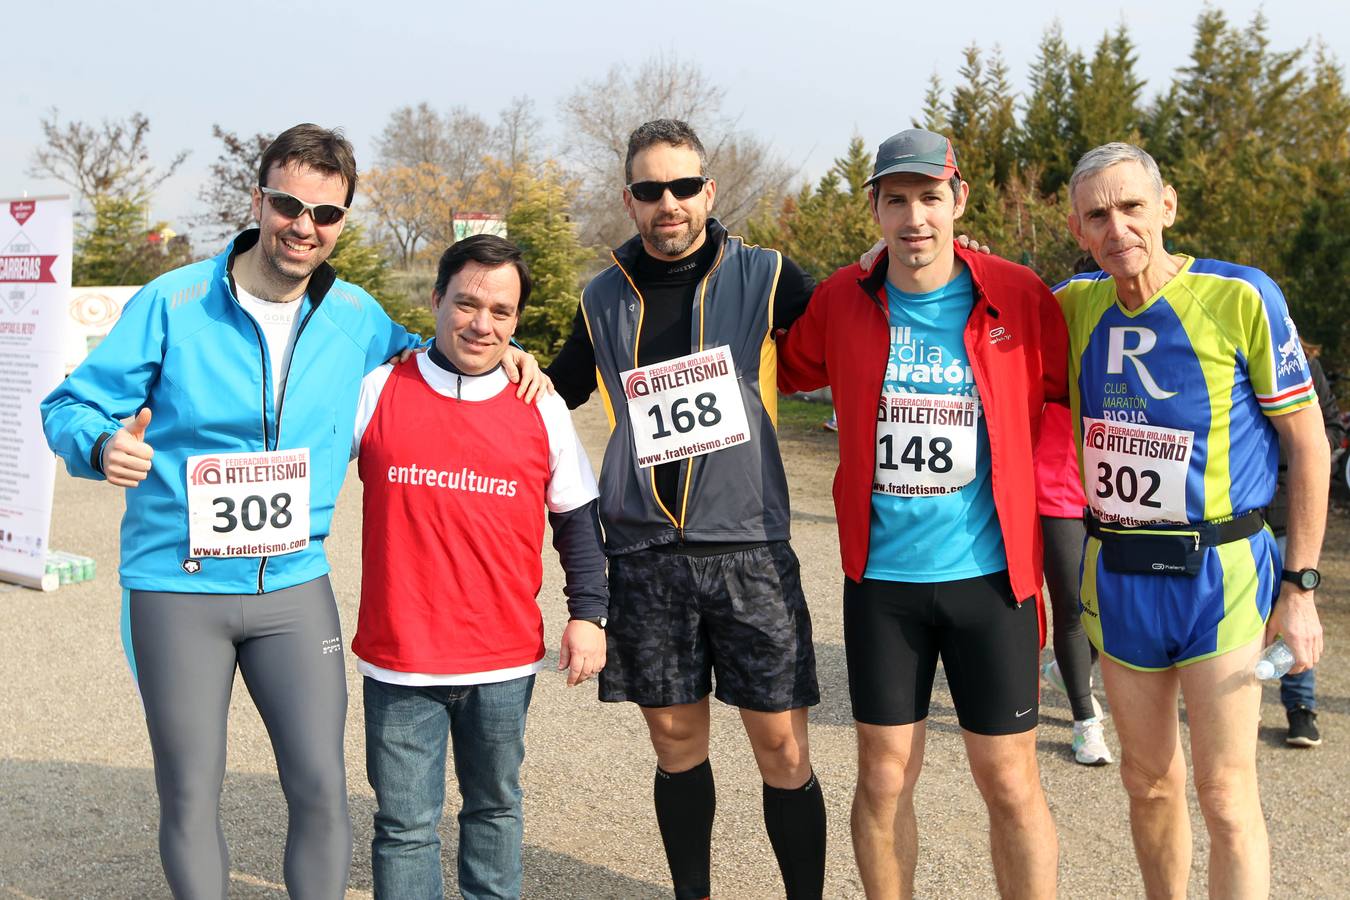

{"left": 1041, "top": 659, "right": 1067, "bottom": 695}
{"left": 1042, "top": 658, "right": 1097, "bottom": 695}
{"left": 1072, "top": 716, "right": 1113, "bottom": 766}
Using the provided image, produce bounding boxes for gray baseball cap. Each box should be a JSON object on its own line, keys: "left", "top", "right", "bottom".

{"left": 864, "top": 129, "right": 960, "bottom": 187}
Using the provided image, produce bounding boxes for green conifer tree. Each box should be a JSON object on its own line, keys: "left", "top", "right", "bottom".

{"left": 506, "top": 163, "right": 590, "bottom": 361}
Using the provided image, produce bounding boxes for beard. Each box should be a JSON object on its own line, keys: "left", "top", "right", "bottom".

{"left": 641, "top": 208, "right": 706, "bottom": 258}
{"left": 258, "top": 227, "right": 334, "bottom": 287}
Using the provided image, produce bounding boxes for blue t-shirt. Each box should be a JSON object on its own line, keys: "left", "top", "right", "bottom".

{"left": 864, "top": 269, "right": 1007, "bottom": 582}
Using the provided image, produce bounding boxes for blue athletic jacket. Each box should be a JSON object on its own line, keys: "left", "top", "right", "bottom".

{"left": 41, "top": 230, "right": 420, "bottom": 594}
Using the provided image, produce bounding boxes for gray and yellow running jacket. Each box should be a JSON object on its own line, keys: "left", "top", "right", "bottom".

{"left": 579, "top": 219, "right": 791, "bottom": 554}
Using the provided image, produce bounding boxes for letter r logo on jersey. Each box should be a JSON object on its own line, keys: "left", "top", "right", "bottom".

{"left": 1106, "top": 327, "right": 1177, "bottom": 400}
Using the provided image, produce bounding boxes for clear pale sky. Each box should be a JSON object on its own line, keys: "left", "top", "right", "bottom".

{"left": 4, "top": 0, "right": 1345, "bottom": 240}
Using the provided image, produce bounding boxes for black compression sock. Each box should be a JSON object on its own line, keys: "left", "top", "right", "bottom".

{"left": 763, "top": 771, "right": 826, "bottom": 900}
{"left": 654, "top": 759, "right": 715, "bottom": 900}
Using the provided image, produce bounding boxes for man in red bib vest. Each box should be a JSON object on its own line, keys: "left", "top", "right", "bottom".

{"left": 350, "top": 235, "right": 608, "bottom": 898}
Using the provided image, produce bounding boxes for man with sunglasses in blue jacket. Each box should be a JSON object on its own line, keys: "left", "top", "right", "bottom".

{"left": 41, "top": 123, "right": 543, "bottom": 899}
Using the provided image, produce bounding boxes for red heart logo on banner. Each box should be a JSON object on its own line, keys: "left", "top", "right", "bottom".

{"left": 10, "top": 201, "right": 35, "bottom": 226}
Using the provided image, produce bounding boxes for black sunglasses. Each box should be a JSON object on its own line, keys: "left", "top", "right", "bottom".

{"left": 626, "top": 176, "right": 709, "bottom": 203}
{"left": 260, "top": 187, "right": 349, "bottom": 226}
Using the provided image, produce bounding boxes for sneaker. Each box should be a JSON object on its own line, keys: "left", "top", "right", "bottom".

{"left": 1286, "top": 705, "right": 1322, "bottom": 747}
{"left": 1042, "top": 658, "right": 1096, "bottom": 696}
{"left": 1072, "top": 716, "right": 1114, "bottom": 766}
{"left": 1042, "top": 659, "right": 1067, "bottom": 695}
{"left": 821, "top": 415, "right": 838, "bottom": 432}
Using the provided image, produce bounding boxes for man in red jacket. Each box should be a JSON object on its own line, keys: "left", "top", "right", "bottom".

{"left": 778, "top": 129, "right": 1066, "bottom": 899}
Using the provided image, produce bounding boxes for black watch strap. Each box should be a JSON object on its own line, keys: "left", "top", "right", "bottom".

{"left": 570, "top": 615, "right": 608, "bottom": 630}
{"left": 1281, "top": 568, "right": 1321, "bottom": 590}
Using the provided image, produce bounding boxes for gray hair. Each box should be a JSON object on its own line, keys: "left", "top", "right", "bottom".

{"left": 624, "top": 119, "right": 708, "bottom": 184}
{"left": 1068, "top": 142, "right": 1165, "bottom": 208}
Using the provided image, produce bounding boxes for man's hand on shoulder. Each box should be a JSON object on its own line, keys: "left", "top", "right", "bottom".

{"left": 385, "top": 346, "right": 424, "bottom": 366}
{"left": 104, "top": 408, "right": 154, "bottom": 488}
{"left": 503, "top": 346, "right": 554, "bottom": 404}
{"left": 956, "top": 234, "right": 992, "bottom": 255}
{"left": 558, "top": 618, "right": 606, "bottom": 687}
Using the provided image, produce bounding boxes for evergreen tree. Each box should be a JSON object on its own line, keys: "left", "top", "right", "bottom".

{"left": 746, "top": 136, "right": 875, "bottom": 282}
{"left": 1074, "top": 24, "right": 1146, "bottom": 150}
{"left": 916, "top": 73, "right": 951, "bottom": 133}
{"left": 982, "top": 48, "right": 1021, "bottom": 188}
{"left": 1291, "top": 43, "right": 1350, "bottom": 167}
{"left": 74, "top": 196, "right": 193, "bottom": 286}
{"left": 328, "top": 217, "right": 391, "bottom": 298}
{"left": 941, "top": 44, "right": 1024, "bottom": 249}
{"left": 506, "top": 163, "right": 590, "bottom": 361}
{"left": 1284, "top": 161, "right": 1350, "bottom": 369}
{"left": 1163, "top": 11, "right": 1310, "bottom": 276}
{"left": 1020, "top": 22, "right": 1080, "bottom": 194}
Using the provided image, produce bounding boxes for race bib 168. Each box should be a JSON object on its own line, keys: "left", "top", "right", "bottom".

{"left": 622, "top": 346, "right": 752, "bottom": 469}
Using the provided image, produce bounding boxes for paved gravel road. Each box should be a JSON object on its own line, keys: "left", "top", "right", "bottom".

{"left": 3, "top": 399, "right": 1346, "bottom": 898}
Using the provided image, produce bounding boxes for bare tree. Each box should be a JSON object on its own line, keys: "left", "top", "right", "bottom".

{"left": 487, "top": 96, "right": 542, "bottom": 211}
{"left": 29, "top": 109, "right": 189, "bottom": 205}
{"left": 442, "top": 106, "right": 494, "bottom": 211}
{"left": 363, "top": 163, "right": 451, "bottom": 267}
{"left": 375, "top": 102, "right": 451, "bottom": 170}
{"left": 192, "top": 125, "right": 272, "bottom": 243}
{"left": 559, "top": 53, "right": 792, "bottom": 249}
{"left": 370, "top": 103, "right": 499, "bottom": 256}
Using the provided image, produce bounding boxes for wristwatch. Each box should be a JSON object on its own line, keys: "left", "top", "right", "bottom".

{"left": 1280, "top": 568, "right": 1321, "bottom": 591}
{"left": 570, "top": 615, "right": 608, "bottom": 630}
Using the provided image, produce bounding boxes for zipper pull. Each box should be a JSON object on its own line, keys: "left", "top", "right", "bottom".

{"left": 456, "top": 374, "right": 462, "bottom": 401}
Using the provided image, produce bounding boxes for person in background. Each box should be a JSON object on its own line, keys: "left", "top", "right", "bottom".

{"left": 1266, "top": 337, "right": 1342, "bottom": 747}
{"left": 1035, "top": 253, "right": 1113, "bottom": 766}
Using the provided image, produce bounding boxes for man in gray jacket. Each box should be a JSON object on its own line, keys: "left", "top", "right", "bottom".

{"left": 546, "top": 119, "right": 825, "bottom": 900}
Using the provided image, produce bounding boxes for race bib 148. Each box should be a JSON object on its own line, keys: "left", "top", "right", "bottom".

{"left": 873, "top": 393, "right": 979, "bottom": 496}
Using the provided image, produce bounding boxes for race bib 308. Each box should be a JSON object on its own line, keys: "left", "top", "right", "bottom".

{"left": 186, "top": 449, "right": 311, "bottom": 557}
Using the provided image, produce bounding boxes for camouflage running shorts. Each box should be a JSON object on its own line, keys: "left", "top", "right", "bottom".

{"left": 599, "top": 541, "right": 819, "bottom": 712}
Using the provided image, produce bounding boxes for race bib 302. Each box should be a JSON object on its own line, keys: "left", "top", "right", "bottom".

{"left": 1081, "top": 417, "right": 1193, "bottom": 525}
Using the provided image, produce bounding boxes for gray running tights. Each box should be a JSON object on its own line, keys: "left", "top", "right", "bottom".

{"left": 126, "top": 575, "right": 351, "bottom": 898}
{"left": 1041, "top": 516, "right": 1099, "bottom": 720}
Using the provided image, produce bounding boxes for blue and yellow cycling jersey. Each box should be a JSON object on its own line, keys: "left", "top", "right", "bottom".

{"left": 1056, "top": 256, "right": 1315, "bottom": 527}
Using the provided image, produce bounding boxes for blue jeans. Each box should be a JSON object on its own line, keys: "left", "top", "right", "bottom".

{"left": 364, "top": 674, "right": 535, "bottom": 900}
{"left": 1281, "top": 668, "right": 1316, "bottom": 711}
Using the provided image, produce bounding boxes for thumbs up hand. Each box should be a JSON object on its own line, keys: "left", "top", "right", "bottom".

{"left": 104, "top": 407, "right": 155, "bottom": 488}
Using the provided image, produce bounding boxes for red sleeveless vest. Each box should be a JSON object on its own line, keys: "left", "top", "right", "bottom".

{"left": 353, "top": 359, "right": 552, "bottom": 674}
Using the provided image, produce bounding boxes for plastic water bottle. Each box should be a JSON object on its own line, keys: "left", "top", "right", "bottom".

{"left": 1254, "top": 640, "right": 1295, "bottom": 681}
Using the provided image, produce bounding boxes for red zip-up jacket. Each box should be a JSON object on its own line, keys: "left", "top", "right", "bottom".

{"left": 778, "top": 245, "right": 1068, "bottom": 615}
